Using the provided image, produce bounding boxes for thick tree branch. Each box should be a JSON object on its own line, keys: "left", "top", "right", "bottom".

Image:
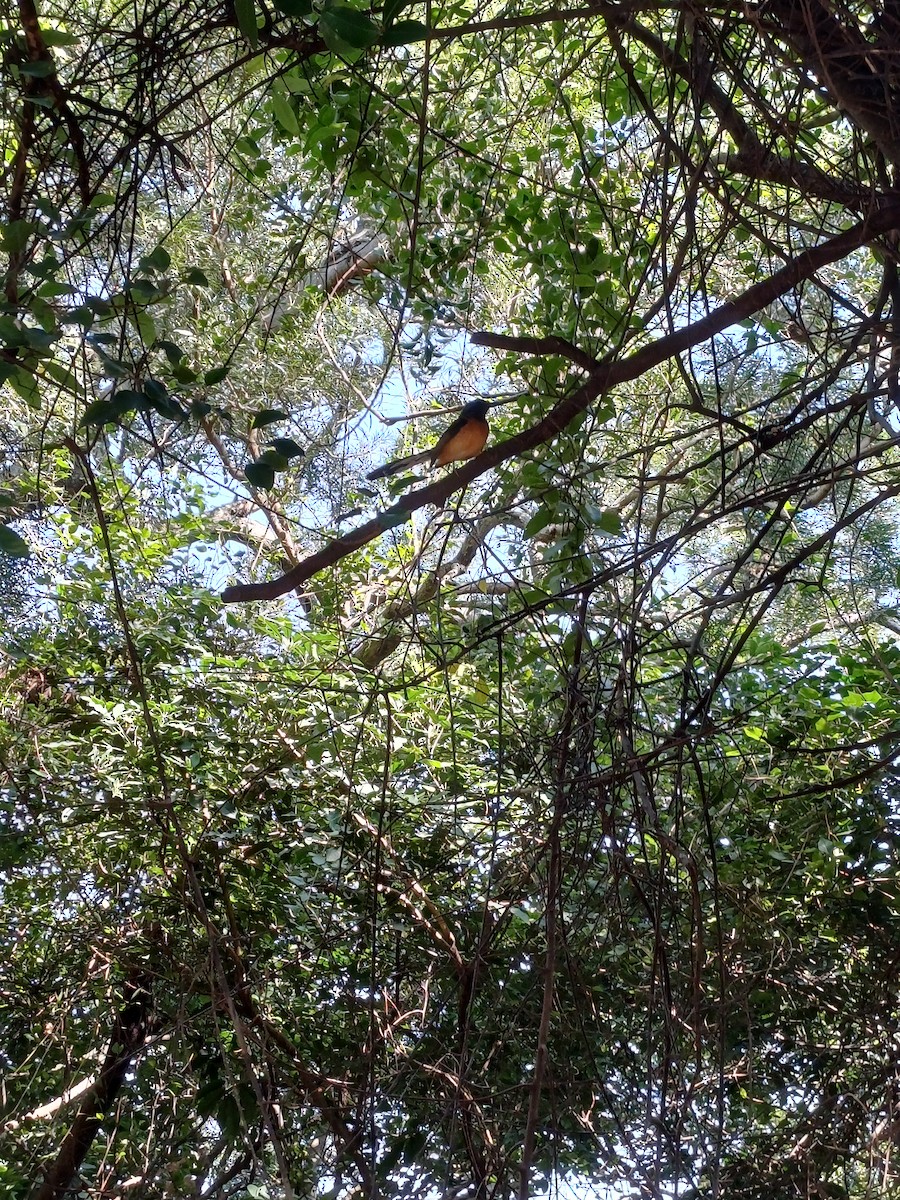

{"left": 18, "top": 0, "right": 91, "bottom": 205}
{"left": 221, "top": 198, "right": 900, "bottom": 604}
{"left": 31, "top": 979, "right": 150, "bottom": 1200}
{"left": 603, "top": 6, "right": 865, "bottom": 208}
{"left": 758, "top": 0, "right": 900, "bottom": 167}
{"left": 471, "top": 333, "right": 600, "bottom": 372}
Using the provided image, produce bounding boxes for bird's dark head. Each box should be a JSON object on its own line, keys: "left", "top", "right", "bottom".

{"left": 462, "top": 399, "right": 490, "bottom": 418}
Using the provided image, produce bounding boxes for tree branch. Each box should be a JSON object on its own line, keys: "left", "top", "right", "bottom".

{"left": 758, "top": 0, "right": 900, "bottom": 167}
{"left": 31, "top": 979, "right": 150, "bottom": 1200}
{"left": 603, "top": 5, "right": 865, "bottom": 208}
{"left": 221, "top": 198, "right": 900, "bottom": 604}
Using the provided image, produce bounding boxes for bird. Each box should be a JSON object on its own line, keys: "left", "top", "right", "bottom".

{"left": 366, "top": 399, "right": 490, "bottom": 481}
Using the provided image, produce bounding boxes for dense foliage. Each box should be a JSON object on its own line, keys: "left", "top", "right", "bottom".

{"left": 3, "top": 0, "right": 900, "bottom": 1198}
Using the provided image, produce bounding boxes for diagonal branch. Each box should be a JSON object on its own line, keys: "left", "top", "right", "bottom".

{"left": 221, "top": 198, "right": 900, "bottom": 604}
{"left": 757, "top": 0, "right": 900, "bottom": 167}
{"left": 602, "top": 5, "right": 866, "bottom": 208}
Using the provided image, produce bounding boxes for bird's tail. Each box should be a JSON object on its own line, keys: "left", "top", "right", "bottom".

{"left": 366, "top": 448, "right": 433, "bottom": 481}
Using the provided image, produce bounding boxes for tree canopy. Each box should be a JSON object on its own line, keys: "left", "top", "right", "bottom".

{"left": 3, "top": 1, "right": 900, "bottom": 1198}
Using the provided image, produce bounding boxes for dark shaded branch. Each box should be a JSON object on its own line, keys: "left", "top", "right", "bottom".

{"left": 18, "top": 0, "right": 91, "bottom": 206}
{"left": 603, "top": 5, "right": 865, "bottom": 208}
{"left": 31, "top": 979, "right": 150, "bottom": 1200}
{"left": 472, "top": 333, "right": 600, "bottom": 372}
{"left": 758, "top": 0, "right": 900, "bottom": 166}
{"left": 221, "top": 197, "right": 900, "bottom": 604}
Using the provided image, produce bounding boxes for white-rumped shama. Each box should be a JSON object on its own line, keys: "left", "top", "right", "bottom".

{"left": 366, "top": 399, "right": 490, "bottom": 481}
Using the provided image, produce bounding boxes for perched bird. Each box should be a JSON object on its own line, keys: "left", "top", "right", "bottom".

{"left": 366, "top": 400, "right": 490, "bottom": 481}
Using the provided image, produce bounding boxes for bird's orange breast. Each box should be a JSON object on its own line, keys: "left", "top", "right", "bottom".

{"left": 433, "top": 418, "right": 489, "bottom": 466}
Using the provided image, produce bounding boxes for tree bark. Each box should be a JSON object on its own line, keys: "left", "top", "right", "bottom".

{"left": 31, "top": 979, "right": 150, "bottom": 1200}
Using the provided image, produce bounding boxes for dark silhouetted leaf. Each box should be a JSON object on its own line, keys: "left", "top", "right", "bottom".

{"left": 267, "top": 437, "right": 304, "bottom": 459}
{"left": 155, "top": 340, "right": 184, "bottom": 365}
{"left": 274, "top": 0, "right": 313, "bottom": 13}
{"left": 140, "top": 246, "right": 171, "bottom": 272}
{"left": 245, "top": 461, "right": 276, "bottom": 489}
{"left": 79, "top": 398, "right": 119, "bottom": 427}
{"left": 382, "top": 18, "right": 428, "bottom": 44}
{"left": 234, "top": 0, "right": 259, "bottom": 46}
{"left": 0, "top": 526, "right": 29, "bottom": 557}
{"left": 250, "top": 408, "right": 288, "bottom": 429}
{"left": 19, "top": 60, "right": 56, "bottom": 77}
{"left": 319, "top": 4, "right": 381, "bottom": 51}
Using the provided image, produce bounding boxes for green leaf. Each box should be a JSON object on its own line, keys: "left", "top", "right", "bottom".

{"left": 267, "top": 437, "right": 304, "bottom": 459}
{"left": 95, "top": 352, "right": 130, "bottom": 380}
{"left": 144, "top": 379, "right": 187, "bottom": 421}
{"left": 64, "top": 305, "right": 93, "bottom": 327}
{"left": 22, "top": 325, "right": 58, "bottom": 352}
{"left": 184, "top": 267, "right": 210, "bottom": 286}
{"left": 171, "top": 362, "right": 197, "bottom": 384}
{"left": 128, "top": 277, "right": 165, "bottom": 303}
{"left": 218, "top": 1095, "right": 242, "bottom": 1141}
{"left": 155, "top": 339, "right": 184, "bottom": 365}
{"left": 271, "top": 92, "right": 300, "bottom": 135}
{"left": 36, "top": 280, "right": 74, "bottom": 298}
{"left": 0, "top": 525, "right": 29, "bottom": 558}
{"left": 382, "top": 18, "right": 428, "bottom": 44}
{"left": 319, "top": 4, "right": 381, "bottom": 52}
{"left": 196, "top": 1078, "right": 225, "bottom": 1119}
{"left": 204, "top": 365, "right": 230, "bottom": 385}
{"left": 85, "top": 296, "right": 114, "bottom": 318}
{"left": 382, "top": 0, "right": 410, "bottom": 25}
{"left": 273, "top": 0, "right": 313, "bottom": 13}
{"left": 79, "top": 398, "right": 120, "bottom": 428}
{"left": 597, "top": 509, "right": 623, "bottom": 535}
{"left": 0, "top": 220, "right": 36, "bottom": 254}
{"left": 144, "top": 379, "right": 169, "bottom": 403}
{"left": 140, "top": 245, "right": 171, "bottom": 272}
{"left": 306, "top": 123, "right": 344, "bottom": 149}
{"left": 111, "top": 389, "right": 149, "bottom": 416}
{"left": 378, "top": 507, "right": 411, "bottom": 530}
{"left": 234, "top": 0, "right": 259, "bottom": 46}
{"left": 0, "top": 316, "right": 27, "bottom": 348}
{"left": 40, "top": 30, "right": 78, "bottom": 46}
{"left": 257, "top": 449, "right": 289, "bottom": 471}
{"left": 8, "top": 367, "right": 40, "bottom": 408}
{"left": 28, "top": 297, "right": 58, "bottom": 334}
{"left": 235, "top": 136, "right": 260, "bottom": 158}
{"left": 19, "top": 60, "right": 56, "bottom": 77}
{"left": 245, "top": 461, "right": 276, "bottom": 490}
{"left": 524, "top": 508, "right": 555, "bottom": 539}
{"left": 250, "top": 408, "right": 288, "bottom": 429}
{"left": 130, "top": 309, "right": 157, "bottom": 345}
